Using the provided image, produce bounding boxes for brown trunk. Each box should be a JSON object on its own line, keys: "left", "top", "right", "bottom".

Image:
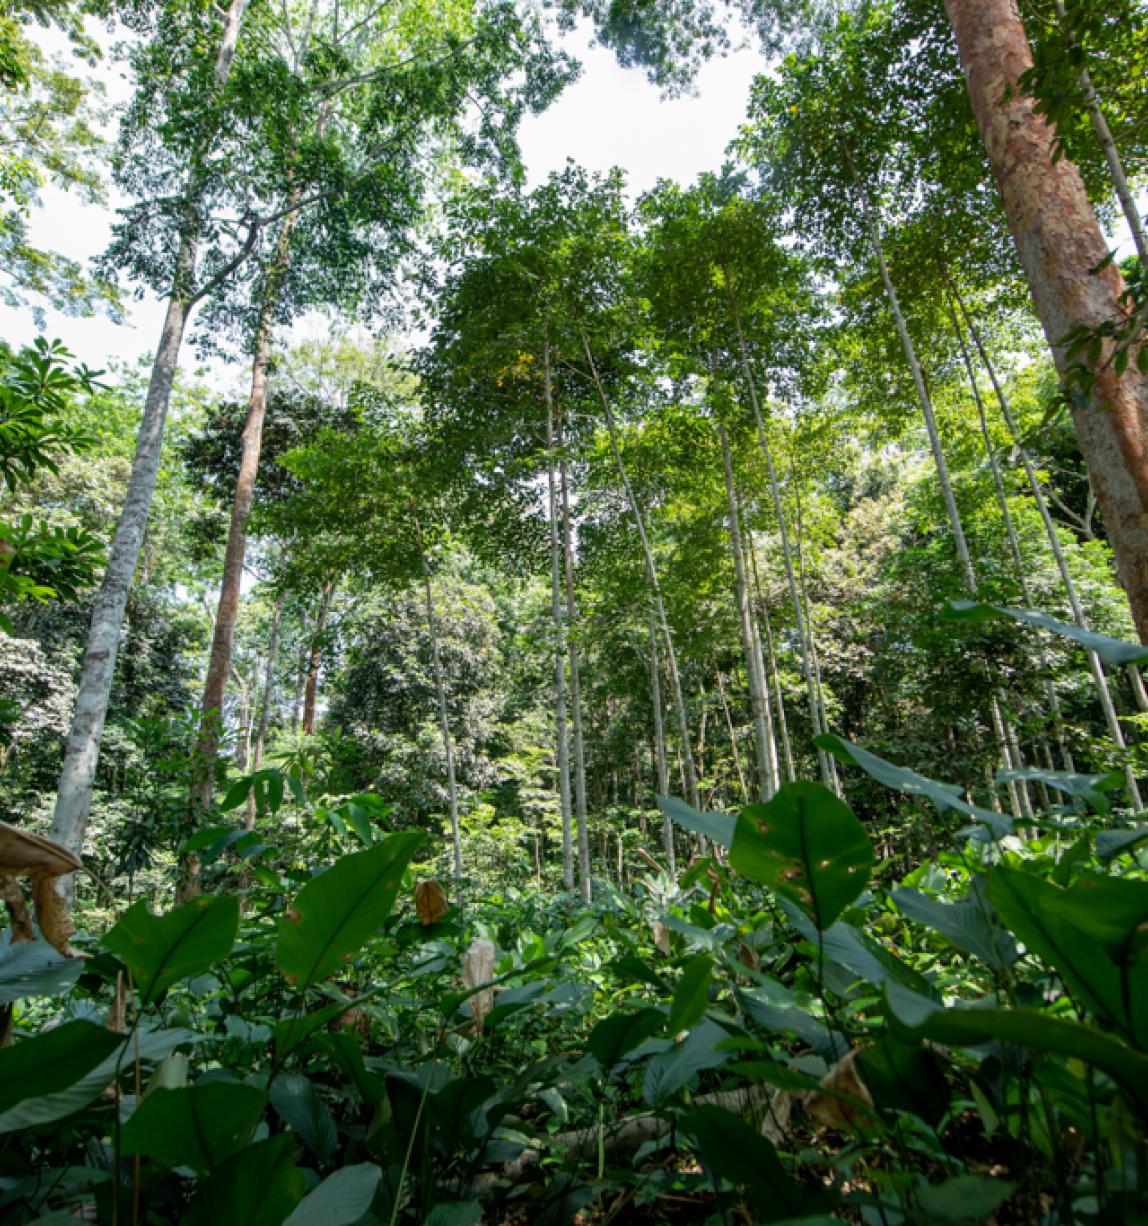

{"left": 302, "top": 581, "right": 335, "bottom": 735}
{"left": 945, "top": 0, "right": 1148, "bottom": 643}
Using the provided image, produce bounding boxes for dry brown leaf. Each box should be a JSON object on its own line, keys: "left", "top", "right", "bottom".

{"left": 416, "top": 879, "right": 449, "bottom": 926}
{"left": 31, "top": 876, "right": 80, "bottom": 958}
{"left": 0, "top": 821, "right": 81, "bottom": 879}
{"left": 0, "top": 873, "right": 35, "bottom": 943}
{"left": 806, "top": 1047, "right": 875, "bottom": 1131}
{"left": 652, "top": 921, "right": 671, "bottom": 956}
{"left": 462, "top": 937, "right": 496, "bottom": 1034}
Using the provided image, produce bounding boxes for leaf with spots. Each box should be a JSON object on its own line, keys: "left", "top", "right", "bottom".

{"left": 730, "top": 782, "right": 873, "bottom": 931}
{"left": 276, "top": 832, "right": 425, "bottom": 992}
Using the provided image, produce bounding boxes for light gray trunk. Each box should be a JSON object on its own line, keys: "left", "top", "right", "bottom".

{"left": 714, "top": 667, "right": 750, "bottom": 804}
{"left": 247, "top": 588, "right": 284, "bottom": 830}
{"left": 545, "top": 347, "right": 574, "bottom": 892}
{"left": 719, "top": 420, "right": 778, "bottom": 800}
{"left": 649, "top": 612, "right": 676, "bottom": 873}
{"left": 50, "top": 0, "right": 250, "bottom": 865}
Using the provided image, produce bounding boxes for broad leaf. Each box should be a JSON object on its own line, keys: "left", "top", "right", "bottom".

{"left": 998, "top": 766, "right": 1121, "bottom": 814}
{"left": 120, "top": 1082, "right": 267, "bottom": 1173}
{"left": 182, "top": 1134, "right": 305, "bottom": 1226}
{"left": 914, "top": 1174, "right": 1015, "bottom": 1223}
{"left": 944, "top": 601, "right": 1148, "bottom": 667}
{"left": 0, "top": 932, "right": 82, "bottom": 1003}
{"left": 731, "top": 781, "right": 872, "bottom": 930}
{"left": 276, "top": 832, "right": 424, "bottom": 990}
{"left": 643, "top": 1018, "right": 732, "bottom": 1106}
{"left": 892, "top": 882, "right": 1018, "bottom": 974}
{"left": 657, "top": 795, "right": 735, "bottom": 847}
{"left": 588, "top": 1007, "right": 665, "bottom": 1068}
{"left": 104, "top": 895, "right": 239, "bottom": 1004}
{"left": 817, "top": 734, "right": 1013, "bottom": 840}
{"left": 0, "top": 1020, "right": 123, "bottom": 1117}
{"left": 669, "top": 954, "right": 713, "bottom": 1034}
{"left": 270, "top": 1073, "right": 338, "bottom": 1163}
{"left": 856, "top": 1036, "right": 951, "bottom": 1125}
{"left": 283, "top": 1164, "right": 382, "bottom": 1226}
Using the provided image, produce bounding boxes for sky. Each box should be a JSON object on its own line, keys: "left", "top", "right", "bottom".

{"left": 0, "top": 21, "right": 763, "bottom": 381}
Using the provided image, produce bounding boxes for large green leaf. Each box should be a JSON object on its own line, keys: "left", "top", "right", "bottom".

{"left": 588, "top": 1007, "right": 665, "bottom": 1069}
{"left": 892, "top": 883, "right": 1018, "bottom": 974}
{"left": 856, "top": 1036, "right": 951, "bottom": 1126}
{"left": 914, "top": 1175, "right": 1015, "bottom": 1223}
{"left": 282, "top": 1164, "right": 382, "bottom": 1226}
{"left": 943, "top": 601, "right": 1148, "bottom": 667}
{"left": 657, "top": 795, "right": 735, "bottom": 848}
{"left": 885, "top": 984, "right": 1148, "bottom": 1112}
{"left": 668, "top": 954, "right": 713, "bottom": 1034}
{"left": 0, "top": 933, "right": 82, "bottom": 1003}
{"left": 730, "top": 781, "right": 872, "bottom": 930}
{"left": 0, "top": 1020, "right": 123, "bottom": 1117}
{"left": 998, "top": 767, "right": 1121, "bottom": 814}
{"left": 643, "top": 1019, "right": 732, "bottom": 1106}
{"left": 276, "top": 832, "right": 424, "bottom": 990}
{"left": 0, "top": 1026, "right": 195, "bottom": 1132}
{"left": 683, "top": 1104, "right": 831, "bottom": 1219}
{"left": 817, "top": 734, "right": 1013, "bottom": 840}
{"left": 270, "top": 1072, "right": 337, "bottom": 1163}
{"left": 103, "top": 895, "right": 239, "bottom": 1004}
{"left": 182, "top": 1134, "right": 305, "bottom": 1226}
{"left": 120, "top": 1082, "right": 267, "bottom": 1173}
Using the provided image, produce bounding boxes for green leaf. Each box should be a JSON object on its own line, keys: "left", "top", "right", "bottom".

{"left": 0, "top": 1026, "right": 195, "bottom": 1132}
{"left": 103, "top": 895, "right": 239, "bottom": 1004}
{"left": 643, "top": 1019, "right": 732, "bottom": 1106}
{"left": 669, "top": 954, "right": 713, "bottom": 1034}
{"left": 657, "top": 795, "right": 736, "bottom": 847}
{"left": 885, "top": 984, "right": 1148, "bottom": 1112}
{"left": 892, "top": 883, "right": 1017, "bottom": 973}
{"left": 943, "top": 601, "right": 1148, "bottom": 667}
{"left": 0, "top": 933, "right": 82, "bottom": 1003}
{"left": 588, "top": 1007, "right": 665, "bottom": 1068}
{"left": 816, "top": 734, "right": 1012, "bottom": 840}
{"left": 856, "top": 1036, "right": 951, "bottom": 1125}
{"left": 276, "top": 833, "right": 424, "bottom": 991}
{"left": 683, "top": 1104, "right": 830, "bottom": 1218}
{"left": 120, "top": 1083, "right": 267, "bottom": 1173}
{"left": 283, "top": 1164, "right": 382, "bottom": 1226}
{"left": 270, "top": 1073, "right": 338, "bottom": 1164}
{"left": 998, "top": 766, "right": 1121, "bottom": 814}
{"left": 1098, "top": 826, "right": 1148, "bottom": 861}
{"left": 274, "top": 1001, "right": 349, "bottom": 1061}
{"left": 423, "top": 1202, "right": 482, "bottom": 1226}
{"left": 0, "top": 1020, "right": 124, "bottom": 1117}
{"left": 182, "top": 1134, "right": 305, "bottom": 1226}
{"left": 730, "top": 781, "right": 872, "bottom": 930}
{"left": 914, "top": 1174, "right": 1015, "bottom": 1222}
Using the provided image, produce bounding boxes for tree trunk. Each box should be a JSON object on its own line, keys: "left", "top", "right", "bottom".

{"left": 719, "top": 420, "right": 777, "bottom": 800}
{"left": 49, "top": 0, "right": 250, "bottom": 866}
{"left": 559, "top": 427, "right": 591, "bottom": 903}
{"left": 582, "top": 333, "right": 700, "bottom": 811}
{"left": 545, "top": 346, "right": 574, "bottom": 893}
{"left": 415, "top": 516, "right": 462, "bottom": 887}
{"left": 247, "top": 588, "right": 284, "bottom": 830}
{"left": 193, "top": 195, "right": 300, "bottom": 815}
{"left": 648, "top": 611, "right": 676, "bottom": 874}
{"left": 302, "top": 581, "right": 334, "bottom": 736}
{"left": 714, "top": 667, "right": 750, "bottom": 804}
{"left": 944, "top": 0, "right": 1148, "bottom": 644}
{"left": 748, "top": 537, "right": 795, "bottom": 783}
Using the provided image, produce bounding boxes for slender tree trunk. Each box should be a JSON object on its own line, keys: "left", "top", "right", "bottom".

{"left": 247, "top": 588, "right": 283, "bottom": 830}
{"left": 545, "top": 346, "right": 574, "bottom": 893}
{"left": 415, "top": 515, "right": 462, "bottom": 887}
{"left": 845, "top": 141, "right": 1026, "bottom": 817}
{"left": 719, "top": 420, "right": 777, "bottom": 800}
{"left": 582, "top": 333, "right": 700, "bottom": 810}
{"left": 559, "top": 432, "right": 591, "bottom": 903}
{"left": 649, "top": 612, "right": 676, "bottom": 873}
{"left": 725, "top": 282, "right": 833, "bottom": 788}
{"left": 759, "top": 582, "right": 796, "bottom": 784}
{"left": 302, "top": 581, "right": 334, "bottom": 736}
{"left": 193, "top": 195, "right": 300, "bottom": 814}
{"left": 953, "top": 286, "right": 1143, "bottom": 807}
{"left": 714, "top": 667, "right": 750, "bottom": 804}
{"left": 945, "top": 0, "right": 1148, "bottom": 644}
{"left": 50, "top": 0, "right": 250, "bottom": 865}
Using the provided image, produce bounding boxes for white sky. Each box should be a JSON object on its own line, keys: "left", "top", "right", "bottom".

{"left": 0, "top": 22, "right": 763, "bottom": 379}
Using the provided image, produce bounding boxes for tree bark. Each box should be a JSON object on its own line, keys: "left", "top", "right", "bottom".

{"left": 648, "top": 611, "right": 676, "bottom": 873}
{"left": 49, "top": 0, "right": 251, "bottom": 866}
{"left": 302, "top": 580, "right": 334, "bottom": 736}
{"left": 193, "top": 194, "right": 301, "bottom": 814}
{"left": 945, "top": 0, "right": 1148, "bottom": 644}
{"left": 247, "top": 588, "right": 284, "bottom": 830}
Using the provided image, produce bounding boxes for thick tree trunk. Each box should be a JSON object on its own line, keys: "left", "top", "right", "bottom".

{"left": 545, "top": 348, "right": 574, "bottom": 893}
{"left": 302, "top": 581, "right": 334, "bottom": 736}
{"left": 49, "top": 0, "right": 250, "bottom": 866}
{"left": 719, "top": 421, "right": 778, "bottom": 800}
{"left": 582, "top": 333, "right": 700, "bottom": 811}
{"left": 559, "top": 432, "right": 591, "bottom": 902}
{"left": 944, "top": 0, "right": 1148, "bottom": 644}
{"left": 415, "top": 519, "right": 462, "bottom": 886}
{"left": 193, "top": 198, "right": 300, "bottom": 815}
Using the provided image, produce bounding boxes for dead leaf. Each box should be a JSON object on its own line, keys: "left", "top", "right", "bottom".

{"left": 0, "top": 821, "right": 81, "bottom": 878}
{"left": 0, "top": 873, "right": 35, "bottom": 943}
{"left": 806, "top": 1048, "right": 875, "bottom": 1131}
{"left": 462, "top": 937, "right": 496, "bottom": 1034}
{"left": 416, "top": 879, "right": 448, "bottom": 926}
{"left": 31, "top": 877, "right": 80, "bottom": 958}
